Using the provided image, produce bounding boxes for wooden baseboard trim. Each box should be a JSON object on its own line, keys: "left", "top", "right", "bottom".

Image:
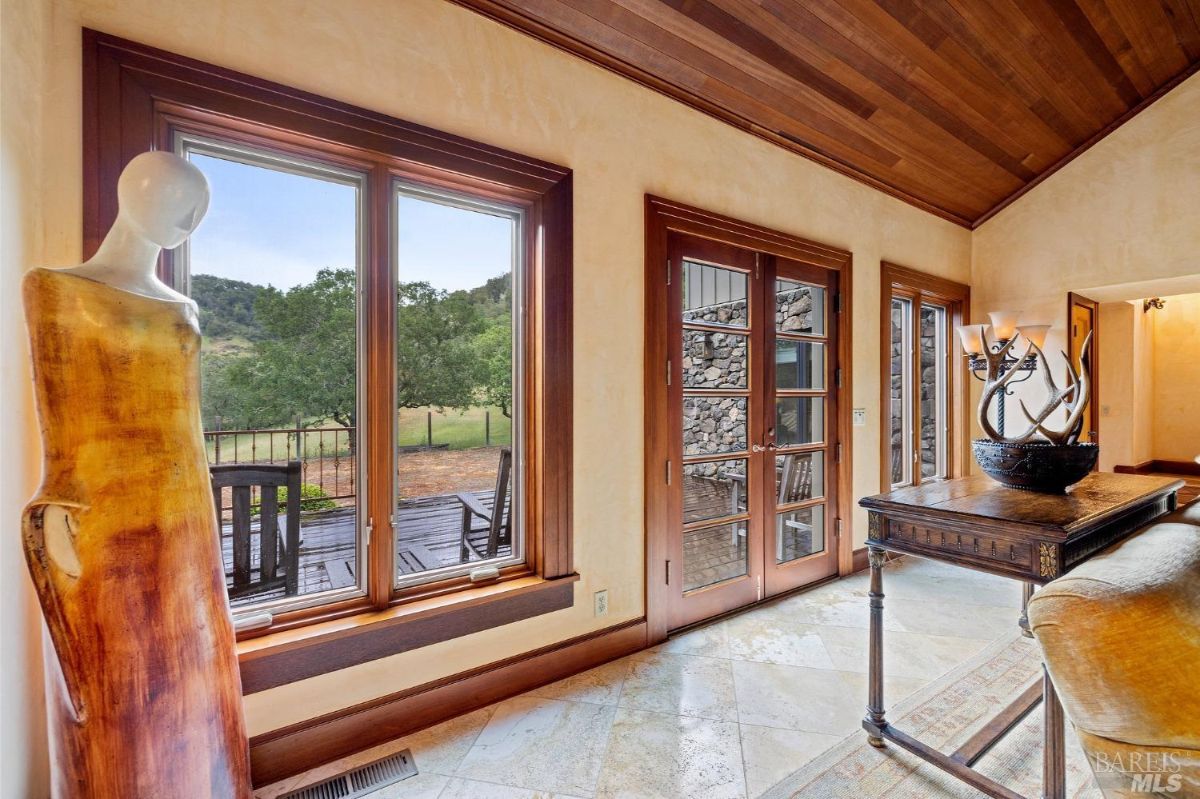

{"left": 248, "top": 617, "right": 649, "bottom": 787}
{"left": 1153, "top": 460, "right": 1200, "bottom": 477}
{"left": 1115, "top": 460, "right": 1200, "bottom": 477}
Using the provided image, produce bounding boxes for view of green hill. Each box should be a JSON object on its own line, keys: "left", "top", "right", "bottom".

{"left": 192, "top": 273, "right": 268, "bottom": 342}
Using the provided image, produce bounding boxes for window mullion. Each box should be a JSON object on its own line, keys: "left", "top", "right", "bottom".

{"left": 367, "top": 163, "right": 396, "bottom": 609}
{"left": 907, "top": 292, "right": 916, "bottom": 484}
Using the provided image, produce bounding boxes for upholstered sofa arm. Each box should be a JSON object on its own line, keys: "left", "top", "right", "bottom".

{"left": 1027, "top": 503, "right": 1200, "bottom": 797}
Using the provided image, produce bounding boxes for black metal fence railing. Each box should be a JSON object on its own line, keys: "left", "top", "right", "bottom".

{"left": 204, "top": 409, "right": 511, "bottom": 521}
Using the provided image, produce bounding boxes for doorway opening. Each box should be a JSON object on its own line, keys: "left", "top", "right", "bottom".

{"left": 1070, "top": 277, "right": 1200, "bottom": 503}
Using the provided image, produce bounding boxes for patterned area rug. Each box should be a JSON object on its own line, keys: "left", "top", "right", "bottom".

{"left": 762, "top": 633, "right": 1102, "bottom": 798}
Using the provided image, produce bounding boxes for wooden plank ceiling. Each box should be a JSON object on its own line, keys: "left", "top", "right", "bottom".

{"left": 451, "top": 0, "right": 1200, "bottom": 227}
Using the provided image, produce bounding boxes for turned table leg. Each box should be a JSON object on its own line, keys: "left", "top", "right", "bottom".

{"left": 1042, "top": 665, "right": 1066, "bottom": 799}
{"left": 1019, "top": 581, "right": 1035, "bottom": 638}
{"left": 865, "top": 545, "right": 887, "bottom": 747}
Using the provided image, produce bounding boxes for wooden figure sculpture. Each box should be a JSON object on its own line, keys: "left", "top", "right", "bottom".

{"left": 22, "top": 151, "right": 252, "bottom": 797}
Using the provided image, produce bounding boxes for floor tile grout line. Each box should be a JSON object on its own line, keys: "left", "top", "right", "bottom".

{"left": 587, "top": 687, "right": 627, "bottom": 796}
{"left": 731, "top": 654, "right": 753, "bottom": 799}
{"left": 440, "top": 704, "right": 499, "bottom": 779}
{"left": 434, "top": 771, "right": 594, "bottom": 798}
{"left": 450, "top": 696, "right": 612, "bottom": 797}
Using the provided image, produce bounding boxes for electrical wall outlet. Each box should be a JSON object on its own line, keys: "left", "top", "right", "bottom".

{"left": 853, "top": 408, "right": 867, "bottom": 426}
{"left": 593, "top": 589, "right": 609, "bottom": 617}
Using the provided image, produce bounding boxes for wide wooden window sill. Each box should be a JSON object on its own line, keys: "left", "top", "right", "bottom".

{"left": 237, "top": 574, "right": 579, "bottom": 693}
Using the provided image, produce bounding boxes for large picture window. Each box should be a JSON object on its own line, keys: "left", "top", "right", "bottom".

{"left": 84, "top": 31, "right": 573, "bottom": 661}
{"left": 880, "top": 264, "right": 969, "bottom": 491}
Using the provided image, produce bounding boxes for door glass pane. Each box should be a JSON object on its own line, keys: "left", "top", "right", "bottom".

{"left": 682, "top": 261, "right": 747, "bottom": 328}
{"left": 185, "top": 141, "right": 363, "bottom": 610}
{"left": 777, "top": 505, "right": 825, "bottom": 563}
{"left": 890, "top": 298, "right": 913, "bottom": 487}
{"left": 775, "top": 452, "right": 824, "bottom": 504}
{"left": 684, "top": 396, "right": 748, "bottom": 455}
{"left": 393, "top": 187, "right": 522, "bottom": 584}
{"left": 683, "top": 522, "right": 748, "bottom": 592}
{"left": 684, "top": 460, "right": 748, "bottom": 524}
{"left": 920, "top": 304, "right": 948, "bottom": 480}
{"left": 682, "top": 329, "right": 748, "bottom": 389}
{"left": 776, "top": 340, "right": 825, "bottom": 390}
{"left": 776, "top": 279, "right": 825, "bottom": 335}
{"left": 776, "top": 397, "right": 824, "bottom": 446}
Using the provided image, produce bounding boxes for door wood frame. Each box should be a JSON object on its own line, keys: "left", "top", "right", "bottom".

{"left": 644, "top": 196, "right": 853, "bottom": 644}
{"left": 1067, "top": 292, "right": 1101, "bottom": 450}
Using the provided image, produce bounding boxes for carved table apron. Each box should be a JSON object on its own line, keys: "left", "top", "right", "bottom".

{"left": 859, "top": 472, "right": 1182, "bottom": 799}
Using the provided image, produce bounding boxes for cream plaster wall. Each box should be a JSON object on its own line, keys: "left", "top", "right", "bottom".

{"left": 971, "top": 72, "right": 1200, "bottom": 428}
{"left": 1, "top": 0, "right": 51, "bottom": 794}
{"left": 1096, "top": 301, "right": 1155, "bottom": 471}
{"left": 1150, "top": 294, "right": 1200, "bottom": 463}
{"left": 8, "top": 0, "right": 971, "bottom": 754}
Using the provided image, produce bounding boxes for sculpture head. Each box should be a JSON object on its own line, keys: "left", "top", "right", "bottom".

{"left": 116, "top": 151, "right": 210, "bottom": 250}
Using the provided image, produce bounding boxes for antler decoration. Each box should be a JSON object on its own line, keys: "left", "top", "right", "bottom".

{"left": 978, "top": 330, "right": 1092, "bottom": 445}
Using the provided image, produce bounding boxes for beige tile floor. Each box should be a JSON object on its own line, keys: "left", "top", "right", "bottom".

{"left": 256, "top": 556, "right": 1025, "bottom": 799}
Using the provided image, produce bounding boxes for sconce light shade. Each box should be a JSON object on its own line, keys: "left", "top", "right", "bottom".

{"left": 988, "top": 311, "right": 1019, "bottom": 341}
{"left": 1016, "top": 324, "right": 1050, "bottom": 350}
{"left": 956, "top": 324, "right": 987, "bottom": 356}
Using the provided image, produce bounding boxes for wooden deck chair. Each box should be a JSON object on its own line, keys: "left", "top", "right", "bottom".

{"left": 777, "top": 453, "right": 814, "bottom": 505}
{"left": 723, "top": 453, "right": 815, "bottom": 544}
{"left": 457, "top": 447, "right": 513, "bottom": 562}
{"left": 210, "top": 461, "right": 302, "bottom": 598}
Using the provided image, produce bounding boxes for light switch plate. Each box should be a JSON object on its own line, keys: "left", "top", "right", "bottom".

{"left": 853, "top": 408, "right": 867, "bottom": 426}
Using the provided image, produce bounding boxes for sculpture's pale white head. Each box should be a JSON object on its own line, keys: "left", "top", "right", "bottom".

{"left": 116, "top": 151, "right": 210, "bottom": 249}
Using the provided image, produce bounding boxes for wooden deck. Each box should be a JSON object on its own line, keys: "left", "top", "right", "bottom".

{"left": 221, "top": 490, "right": 508, "bottom": 607}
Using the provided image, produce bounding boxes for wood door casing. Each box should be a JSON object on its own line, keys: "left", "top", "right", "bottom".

{"left": 1068, "top": 292, "right": 1101, "bottom": 446}
{"left": 644, "top": 196, "right": 853, "bottom": 642}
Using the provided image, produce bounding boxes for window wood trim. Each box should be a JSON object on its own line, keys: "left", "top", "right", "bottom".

{"left": 83, "top": 30, "right": 574, "bottom": 669}
{"left": 879, "top": 262, "right": 971, "bottom": 492}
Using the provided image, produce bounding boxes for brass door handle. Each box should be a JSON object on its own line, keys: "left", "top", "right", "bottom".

{"left": 752, "top": 444, "right": 768, "bottom": 453}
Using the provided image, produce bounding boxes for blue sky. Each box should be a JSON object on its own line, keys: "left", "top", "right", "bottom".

{"left": 187, "top": 152, "right": 513, "bottom": 292}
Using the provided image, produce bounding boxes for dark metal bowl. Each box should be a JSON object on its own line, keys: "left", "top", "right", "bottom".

{"left": 972, "top": 439, "right": 1099, "bottom": 493}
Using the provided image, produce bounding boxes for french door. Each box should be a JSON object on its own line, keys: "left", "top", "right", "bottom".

{"left": 665, "top": 231, "right": 841, "bottom": 631}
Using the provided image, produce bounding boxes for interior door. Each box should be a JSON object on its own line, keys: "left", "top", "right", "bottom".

{"left": 665, "top": 234, "right": 840, "bottom": 631}
{"left": 762, "top": 257, "right": 841, "bottom": 596}
{"left": 1067, "top": 292, "right": 1100, "bottom": 446}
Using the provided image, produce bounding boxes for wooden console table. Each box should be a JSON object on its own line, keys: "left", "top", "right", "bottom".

{"left": 859, "top": 472, "right": 1182, "bottom": 799}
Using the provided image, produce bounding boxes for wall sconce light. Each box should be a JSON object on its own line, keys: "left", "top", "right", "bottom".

{"left": 955, "top": 316, "right": 1045, "bottom": 436}
{"left": 1143, "top": 297, "right": 1166, "bottom": 312}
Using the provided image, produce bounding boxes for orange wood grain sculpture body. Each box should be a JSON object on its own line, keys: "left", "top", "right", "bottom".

{"left": 21, "top": 152, "right": 251, "bottom": 797}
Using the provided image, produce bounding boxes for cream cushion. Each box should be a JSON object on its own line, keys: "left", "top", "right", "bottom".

{"left": 1028, "top": 503, "right": 1200, "bottom": 798}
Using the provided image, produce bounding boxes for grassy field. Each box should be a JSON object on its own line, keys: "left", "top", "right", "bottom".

{"left": 397, "top": 406, "right": 511, "bottom": 450}
{"left": 204, "top": 406, "right": 511, "bottom": 463}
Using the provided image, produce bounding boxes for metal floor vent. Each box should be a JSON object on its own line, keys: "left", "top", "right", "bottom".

{"left": 281, "top": 749, "right": 417, "bottom": 799}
